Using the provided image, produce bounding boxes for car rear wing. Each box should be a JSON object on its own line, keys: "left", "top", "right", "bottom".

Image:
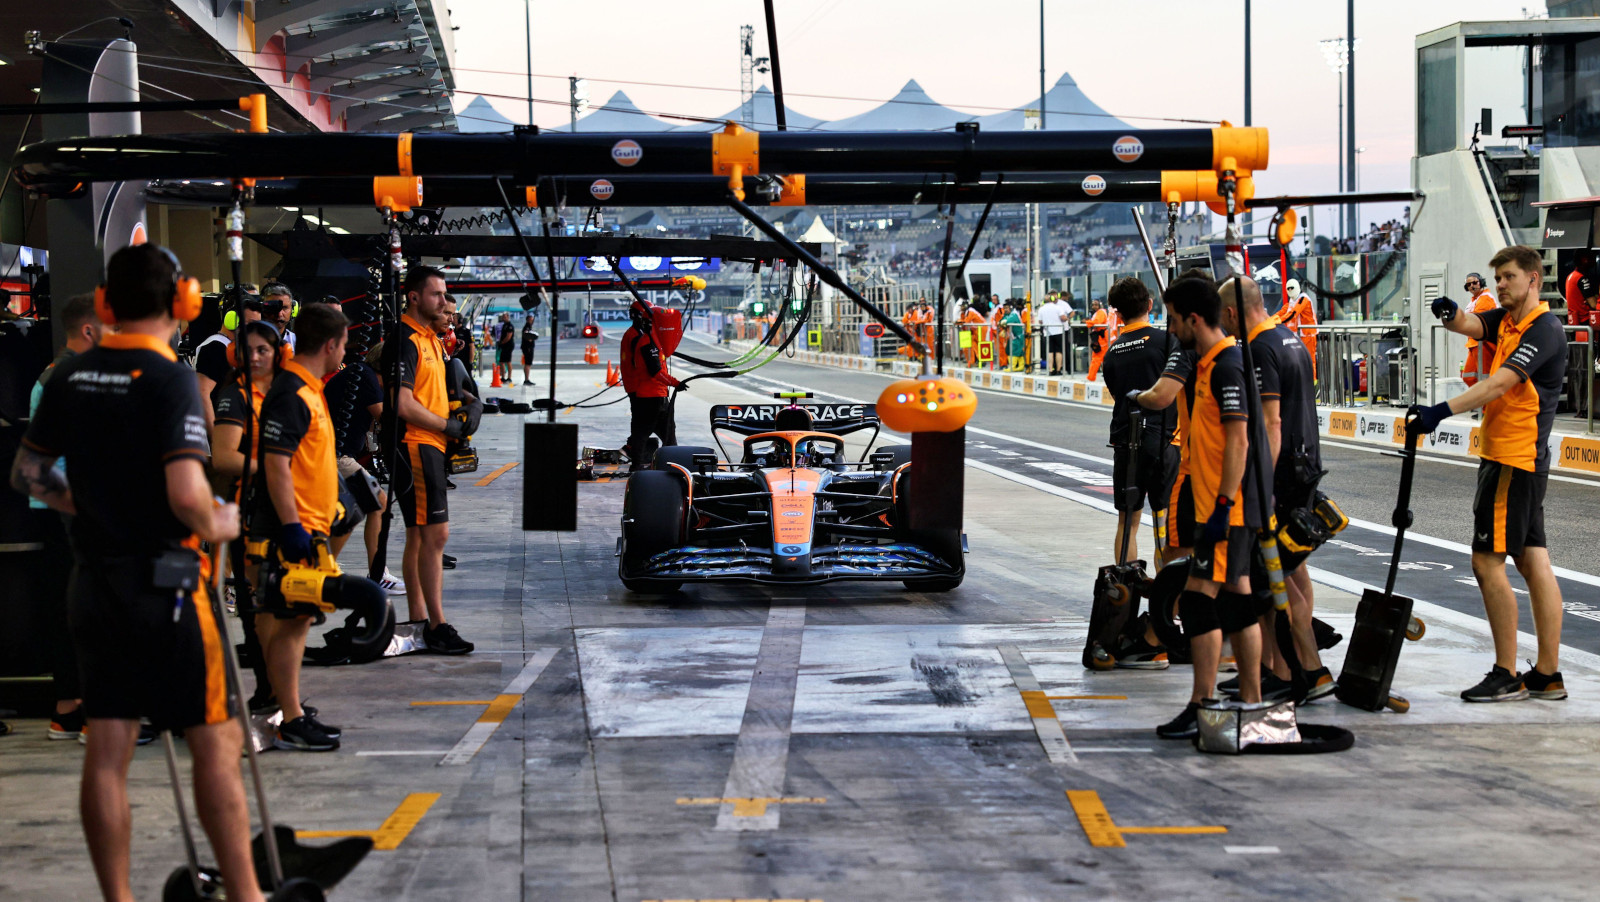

{"left": 709, "top": 402, "right": 880, "bottom": 436}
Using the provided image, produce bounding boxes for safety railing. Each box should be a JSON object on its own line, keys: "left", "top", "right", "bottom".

{"left": 1316, "top": 322, "right": 1415, "bottom": 409}
{"left": 1564, "top": 325, "right": 1596, "bottom": 435}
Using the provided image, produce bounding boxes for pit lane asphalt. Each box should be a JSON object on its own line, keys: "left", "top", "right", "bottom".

{"left": 680, "top": 345, "right": 1600, "bottom": 657}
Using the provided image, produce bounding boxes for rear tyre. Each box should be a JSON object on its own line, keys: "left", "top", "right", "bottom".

{"left": 653, "top": 445, "right": 716, "bottom": 473}
{"left": 620, "top": 470, "right": 686, "bottom": 592}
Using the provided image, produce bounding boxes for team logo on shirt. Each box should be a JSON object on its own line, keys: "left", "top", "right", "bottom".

{"left": 1112, "top": 136, "right": 1144, "bottom": 163}
{"left": 1081, "top": 174, "right": 1107, "bottom": 196}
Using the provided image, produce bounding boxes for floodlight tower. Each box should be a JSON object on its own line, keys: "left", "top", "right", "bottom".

{"left": 739, "top": 24, "right": 770, "bottom": 126}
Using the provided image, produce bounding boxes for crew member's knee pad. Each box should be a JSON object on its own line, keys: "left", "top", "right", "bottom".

{"left": 1179, "top": 589, "right": 1220, "bottom": 637}
{"left": 1217, "top": 590, "right": 1260, "bottom": 634}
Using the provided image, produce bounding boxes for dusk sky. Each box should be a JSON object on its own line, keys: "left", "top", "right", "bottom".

{"left": 449, "top": 1, "right": 1549, "bottom": 216}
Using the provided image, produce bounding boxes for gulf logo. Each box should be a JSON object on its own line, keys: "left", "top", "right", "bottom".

{"left": 1081, "top": 174, "right": 1107, "bottom": 196}
{"left": 1112, "top": 135, "right": 1144, "bottom": 163}
{"left": 611, "top": 139, "right": 643, "bottom": 167}
{"left": 590, "top": 179, "right": 615, "bottom": 201}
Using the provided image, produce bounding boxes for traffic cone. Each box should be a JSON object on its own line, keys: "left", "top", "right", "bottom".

{"left": 605, "top": 361, "right": 619, "bottom": 386}
{"left": 584, "top": 344, "right": 600, "bottom": 365}
{"left": 490, "top": 366, "right": 503, "bottom": 388}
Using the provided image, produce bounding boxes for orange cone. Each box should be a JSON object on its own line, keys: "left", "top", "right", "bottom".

{"left": 605, "top": 361, "right": 620, "bottom": 386}
{"left": 490, "top": 366, "right": 503, "bottom": 388}
{"left": 584, "top": 344, "right": 600, "bottom": 365}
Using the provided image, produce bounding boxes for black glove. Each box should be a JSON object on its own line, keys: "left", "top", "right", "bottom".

{"left": 1199, "top": 495, "right": 1233, "bottom": 547}
{"left": 1124, "top": 389, "right": 1145, "bottom": 408}
{"left": 1430, "top": 296, "right": 1459, "bottom": 322}
{"left": 443, "top": 417, "right": 466, "bottom": 441}
{"left": 278, "top": 522, "right": 313, "bottom": 564}
{"left": 458, "top": 396, "right": 483, "bottom": 437}
{"left": 1406, "top": 402, "right": 1453, "bottom": 436}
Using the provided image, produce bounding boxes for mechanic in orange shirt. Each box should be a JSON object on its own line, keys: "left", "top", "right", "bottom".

{"left": 959, "top": 301, "right": 986, "bottom": 366}
{"left": 1461, "top": 272, "right": 1499, "bottom": 386}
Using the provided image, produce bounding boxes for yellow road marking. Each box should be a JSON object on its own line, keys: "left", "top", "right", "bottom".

{"left": 1045, "top": 694, "right": 1128, "bottom": 701}
{"left": 1019, "top": 689, "right": 1057, "bottom": 719}
{"left": 296, "top": 792, "right": 441, "bottom": 851}
{"left": 676, "top": 797, "right": 825, "bottom": 817}
{"left": 410, "top": 700, "right": 495, "bottom": 706}
{"left": 1066, "top": 790, "right": 1226, "bottom": 848}
{"left": 474, "top": 462, "right": 518, "bottom": 486}
{"left": 480, "top": 693, "right": 522, "bottom": 723}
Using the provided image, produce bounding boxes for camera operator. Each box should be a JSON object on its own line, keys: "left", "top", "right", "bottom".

{"left": 261, "top": 281, "right": 297, "bottom": 352}
{"left": 10, "top": 244, "right": 265, "bottom": 902}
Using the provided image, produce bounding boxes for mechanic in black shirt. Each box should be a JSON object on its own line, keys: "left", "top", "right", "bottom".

{"left": 325, "top": 353, "right": 399, "bottom": 590}
{"left": 193, "top": 285, "right": 260, "bottom": 433}
{"left": 1220, "top": 276, "right": 1335, "bottom": 701}
{"left": 11, "top": 244, "right": 265, "bottom": 902}
{"left": 1102, "top": 277, "right": 1180, "bottom": 566}
{"left": 520, "top": 312, "right": 540, "bottom": 386}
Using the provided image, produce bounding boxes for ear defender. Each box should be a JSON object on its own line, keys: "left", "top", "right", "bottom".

{"left": 223, "top": 308, "right": 240, "bottom": 332}
{"left": 172, "top": 275, "right": 203, "bottom": 322}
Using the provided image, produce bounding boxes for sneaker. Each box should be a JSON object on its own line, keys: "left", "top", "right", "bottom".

{"left": 442, "top": 554, "right": 457, "bottom": 570}
{"left": 1223, "top": 670, "right": 1293, "bottom": 703}
{"left": 274, "top": 715, "right": 340, "bottom": 752}
{"left": 424, "top": 622, "right": 475, "bottom": 656}
{"left": 48, "top": 707, "right": 86, "bottom": 740}
{"left": 1303, "top": 667, "right": 1338, "bottom": 702}
{"left": 1112, "top": 635, "right": 1169, "bottom": 670}
{"left": 1156, "top": 701, "right": 1207, "bottom": 739}
{"left": 248, "top": 688, "right": 280, "bottom": 716}
{"left": 138, "top": 721, "right": 157, "bottom": 746}
{"left": 1523, "top": 663, "right": 1568, "bottom": 701}
{"left": 0, "top": 721, "right": 10, "bottom": 737}
{"left": 306, "top": 712, "right": 342, "bottom": 739}
{"left": 1461, "top": 665, "right": 1528, "bottom": 703}
{"left": 445, "top": 478, "right": 457, "bottom": 490}
{"left": 378, "top": 569, "right": 407, "bottom": 595}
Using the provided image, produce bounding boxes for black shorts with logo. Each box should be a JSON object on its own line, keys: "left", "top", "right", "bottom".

{"left": 1472, "top": 460, "right": 1546, "bottom": 554}
{"left": 69, "top": 555, "right": 230, "bottom": 730}
{"left": 521, "top": 345, "right": 535, "bottom": 365}
{"left": 397, "top": 441, "right": 450, "bottom": 527}
{"left": 1165, "top": 472, "right": 1196, "bottom": 549}
{"left": 1047, "top": 333, "right": 1065, "bottom": 354}
{"left": 1113, "top": 444, "right": 1179, "bottom": 513}
{"left": 1191, "top": 525, "right": 1254, "bottom": 585}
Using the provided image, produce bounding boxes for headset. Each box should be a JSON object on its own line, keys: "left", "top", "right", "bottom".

{"left": 260, "top": 282, "right": 301, "bottom": 320}
{"left": 228, "top": 318, "right": 293, "bottom": 369}
{"left": 94, "top": 245, "right": 202, "bottom": 325}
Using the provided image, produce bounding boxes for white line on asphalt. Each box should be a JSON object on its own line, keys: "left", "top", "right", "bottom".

{"left": 1073, "top": 746, "right": 1156, "bottom": 754}
{"left": 715, "top": 604, "right": 807, "bottom": 831}
{"left": 355, "top": 750, "right": 456, "bottom": 756}
{"left": 438, "top": 647, "right": 558, "bottom": 767}
{"left": 997, "top": 645, "right": 1078, "bottom": 765}
{"left": 1225, "top": 846, "right": 1281, "bottom": 854}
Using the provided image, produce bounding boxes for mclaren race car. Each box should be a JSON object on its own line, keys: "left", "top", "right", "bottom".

{"left": 617, "top": 393, "right": 964, "bottom": 592}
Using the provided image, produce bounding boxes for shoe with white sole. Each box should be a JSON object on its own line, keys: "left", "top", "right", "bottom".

{"left": 378, "top": 569, "right": 407, "bottom": 595}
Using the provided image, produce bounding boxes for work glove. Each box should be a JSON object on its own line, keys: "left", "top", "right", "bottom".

{"left": 1430, "top": 296, "right": 1459, "bottom": 322}
{"left": 1199, "top": 495, "right": 1233, "bottom": 548}
{"left": 457, "top": 396, "right": 484, "bottom": 437}
{"left": 669, "top": 375, "right": 685, "bottom": 390}
{"left": 1406, "top": 402, "right": 1453, "bottom": 436}
{"left": 443, "top": 417, "right": 466, "bottom": 441}
{"left": 278, "top": 522, "right": 313, "bottom": 564}
{"left": 1124, "top": 389, "right": 1145, "bottom": 409}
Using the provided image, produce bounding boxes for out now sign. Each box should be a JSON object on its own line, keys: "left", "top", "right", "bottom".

{"left": 1560, "top": 436, "right": 1600, "bottom": 473}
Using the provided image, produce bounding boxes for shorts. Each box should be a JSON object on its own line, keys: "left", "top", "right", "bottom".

{"left": 521, "top": 345, "right": 535, "bottom": 365}
{"left": 1165, "top": 472, "right": 1195, "bottom": 549}
{"left": 496, "top": 345, "right": 514, "bottom": 364}
{"left": 1472, "top": 460, "right": 1546, "bottom": 555}
{"left": 396, "top": 441, "right": 450, "bottom": 527}
{"left": 1113, "top": 444, "right": 1179, "bottom": 513}
{"left": 69, "top": 555, "right": 230, "bottom": 730}
{"left": 1046, "top": 333, "right": 1065, "bottom": 354}
{"left": 1190, "top": 525, "right": 1254, "bottom": 585}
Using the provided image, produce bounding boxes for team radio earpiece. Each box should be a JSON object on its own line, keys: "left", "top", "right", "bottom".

{"left": 94, "top": 245, "right": 202, "bottom": 326}
{"left": 227, "top": 319, "right": 294, "bottom": 369}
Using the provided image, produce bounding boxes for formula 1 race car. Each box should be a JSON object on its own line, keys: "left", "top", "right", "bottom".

{"left": 616, "top": 393, "right": 965, "bottom": 592}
